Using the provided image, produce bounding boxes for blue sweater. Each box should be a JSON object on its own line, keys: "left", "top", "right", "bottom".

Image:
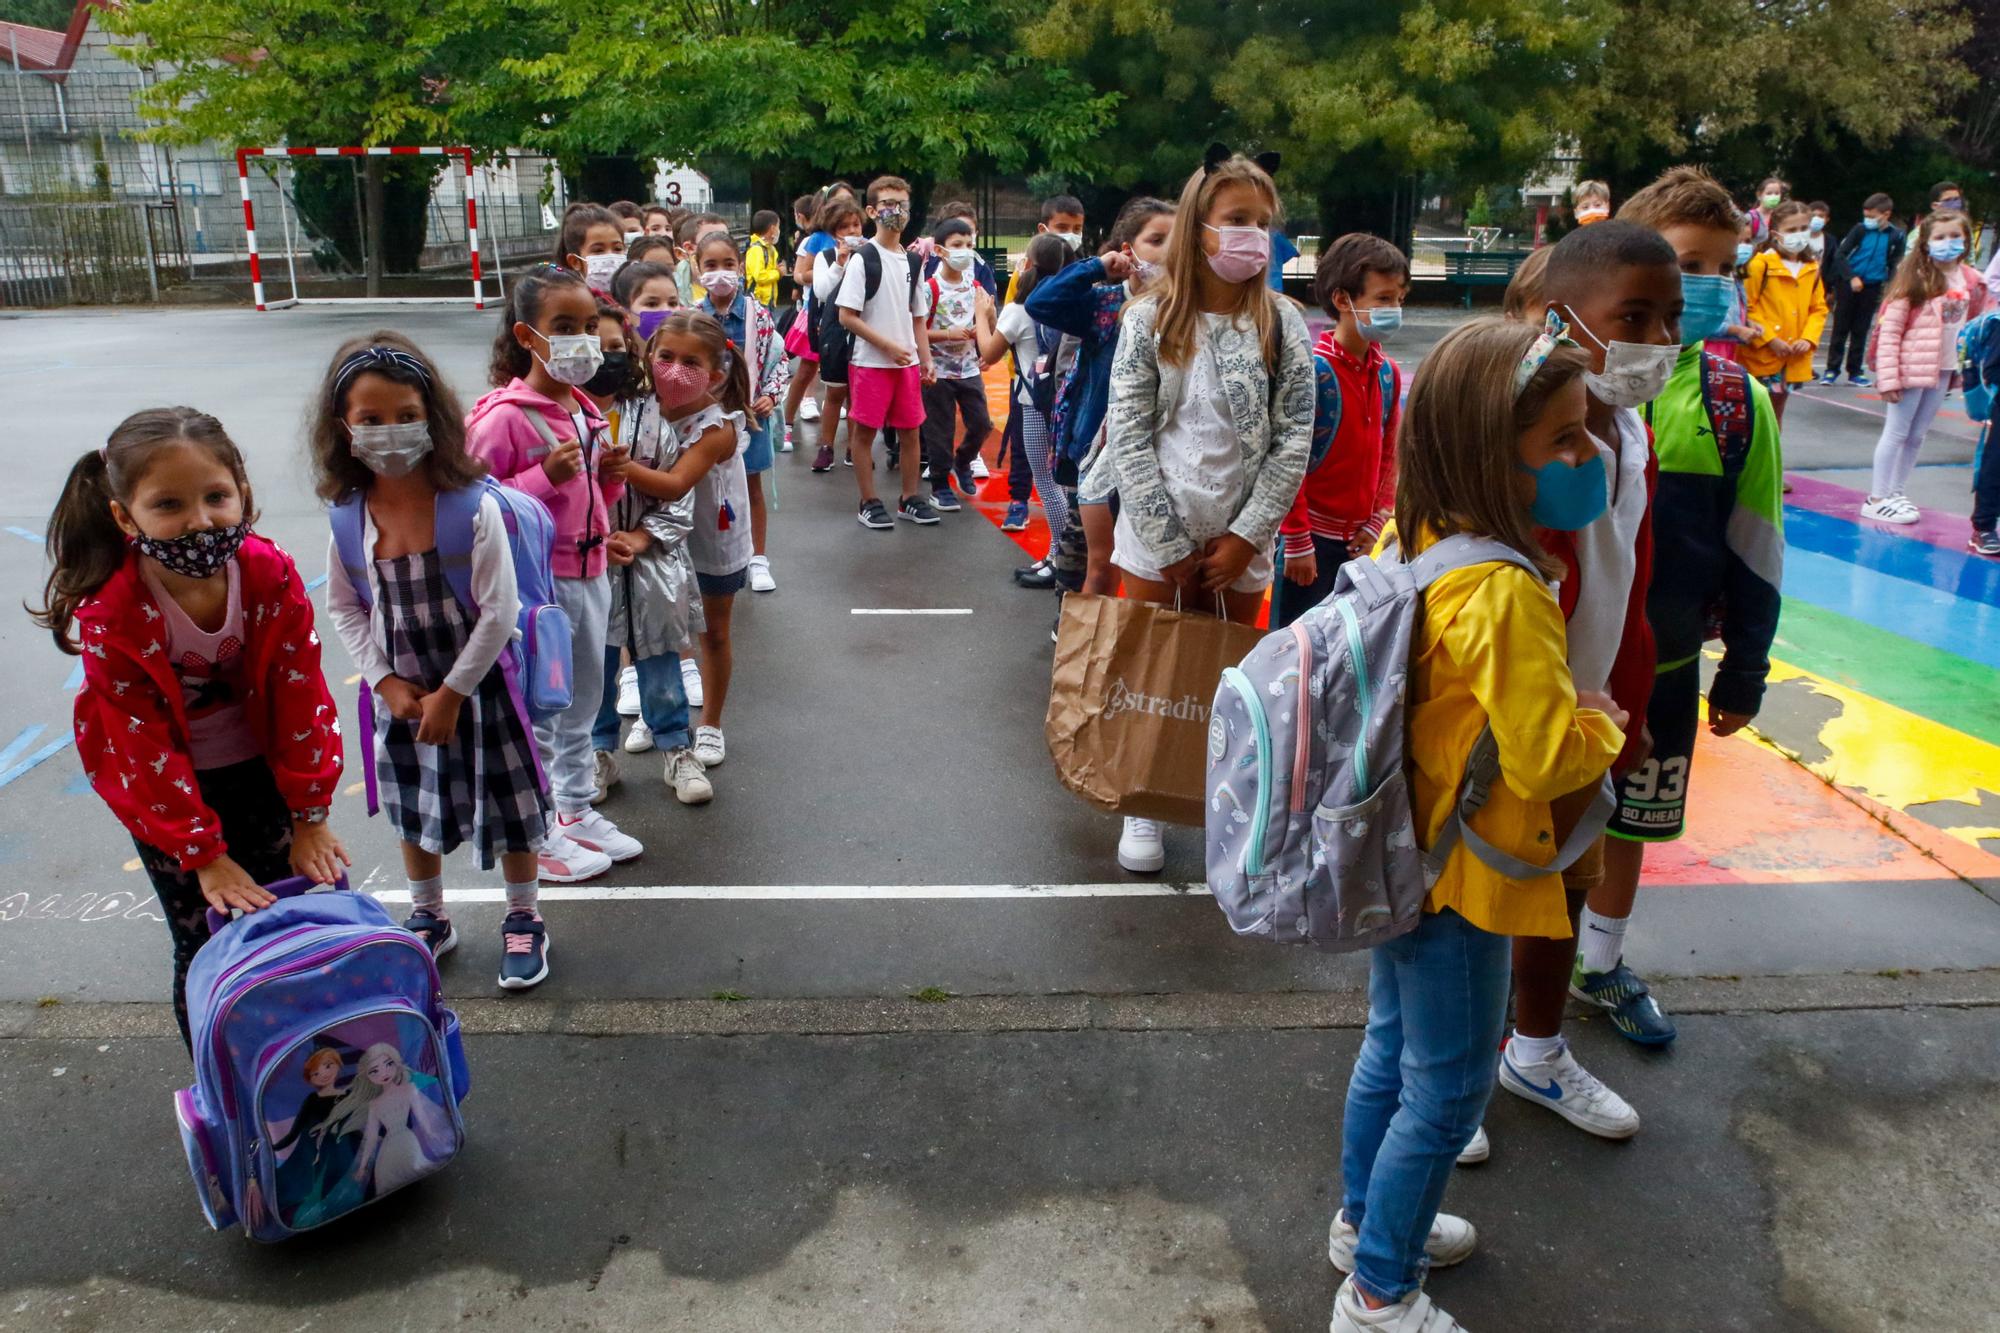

{"left": 1023, "top": 257, "right": 1129, "bottom": 463}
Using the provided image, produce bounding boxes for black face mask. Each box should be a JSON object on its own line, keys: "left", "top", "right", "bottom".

{"left": 581, "top": 351, "right": 632, "bottom": 398}
{"left": 131, "top": 521, "right": 249, "bottom": 578}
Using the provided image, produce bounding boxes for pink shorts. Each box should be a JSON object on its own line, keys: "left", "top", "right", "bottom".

{"left": 848, "top": 364, "right": 926, "bottom": 431}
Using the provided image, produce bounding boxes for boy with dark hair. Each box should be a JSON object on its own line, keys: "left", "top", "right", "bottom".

{"left": 1571, "top": 166, "right": 1785, "bottom": 1045}
{"left": 1825, "top": 192, "right": 1903, "bottom": 386}
{"left": 919, "top": 219, "right": 995, "bottom": 510}
{"left": 746, "top": 209, "right": 783, "bottom": 309}
{"left": 1005, "top": 196, "right": 1088, "bottom": 304}
{"left": 1930, "top": 180, "right": 1965, "bottom": 213}
{"left": 1478, "top": 219, "right": 1678, "bottom": 1153}
{"left": 923, "top": 201, "right": 999, "bottom": 296}
{"left": 1275, "top": 233, "right": 1409, "bottom": 627}
{"left": 837, "top": 175, "right": 938, "bottom": 528}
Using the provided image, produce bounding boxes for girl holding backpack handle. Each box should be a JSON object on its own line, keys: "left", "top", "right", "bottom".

{"left": 315, "top": 334, "right": 557, "bottom": 991}
{"left": 1327, "top": 317, "right": 1626, "bottom": 1333}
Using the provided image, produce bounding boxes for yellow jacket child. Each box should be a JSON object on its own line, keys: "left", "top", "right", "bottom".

{"left": 1739, "top": 244, "right": 1828, "bottom": 384}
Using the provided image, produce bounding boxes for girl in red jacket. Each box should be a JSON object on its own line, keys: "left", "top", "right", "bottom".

{"left": 33, "top": 407, "right": 348, "bottom": 1048}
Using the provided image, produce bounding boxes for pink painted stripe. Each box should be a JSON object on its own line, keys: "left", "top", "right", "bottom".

{"left": 1782, "top": 472, "right": 1970, "bottom": 552}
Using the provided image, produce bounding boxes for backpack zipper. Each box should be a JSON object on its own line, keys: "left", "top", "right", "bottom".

{"left": 1334, "top": 598, "right": 1373, "bottom": 797}
{"left": 1288, "top": 621, "right": 1313, "bottom": 813}
{"left": 1221, "top": 666, "right": 1273, "bottom": 876}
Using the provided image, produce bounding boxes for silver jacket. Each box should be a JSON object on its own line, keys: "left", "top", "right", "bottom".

{"left": 605, "top": 396, "right": 703, "bottom": 659}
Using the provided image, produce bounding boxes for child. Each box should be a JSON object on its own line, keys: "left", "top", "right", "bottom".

{"left": 652, "top": 311, "right": 753, "bottom": 769}
{"left": 1331, "top": 317, "right": 1626, "bottom": 1333}
{"left": 1483, "top": 220, "right": 1677, "bottom": 1153}
{"left": 1500, "top": 245, "right": 1551, "bottom": 321}
{"left": 696, "top": 231, "right": 789, "bottom": 591}
{"left": 1026, "top": 196, "right": 1176, "bottom": 596}
{"left": 642, "top": 205, "right": 675, "bottom": 237}
{"left": 1702, "top": 219, "right": 1763, "bottom": 364}
{"left": 923, "top": 200, "right": 1000, "bottom": 296}
{"left": 785, "top": 192, "right": 831, "bottom": 433}
{"left": 1865, "top": 210, "right": 1988, "bottom": 525}
{"left": 745, "top": 209, "right": 783, "bottom": 310}
{"left": 1572, "top": 179, "right": 1611, "bottom": 226}
{"left": 920, "top": 219, "right": 995, "bottom": 512}
{"left": 316, "top": 334, "right": 558, "bottom": 990}
{"left": 37, "top": 408, "right": 347, "bottom": 1046}
{"left": 808, "top": 196, "right": 868, "bottom": 474}
{"left": 1826, "top": 192, "right": 1903, "bottom": 386}
{"left": 836, "top": 175, "right": 938, "bottom": 528}
{"left": 674, "top": 213, "right": 728, "bottom": 305}
{"left": 1104, "top": 153, "right": 1312, "bottom": 874}
{"left": 1739, "top": 200, "right": 1827, "bottom": 424}
{"left": 625, "top": 235, "right": 677, "bottom": 269}
{"left": 1276, "top": 233, "right": 1410, "bottom": 628}
{"left": 607, "top": 200, "right": 643, "bottom": 242}
{"left": 557, "top": 204, "right": 628, "bottom": 299}
{"left": 466, "top": 265, "right": 644, "bottom": 881}
{"left": 977, "top": 233, "right": 1078, "bottom": 572}
{"left": 594, "top": 315, "right": 713, "bottom": 804}
{"left": 1004, "top": 195, "right": 1088, "bottom": 303}
{"left": 613, "top": 259, "right": 684, "bottom": 343}
{"left": 1745, "top": 175, "right": 1788, "bottom": 240}
{"left": 1579, "top": 166, "right": 1786, "bottom": 1046}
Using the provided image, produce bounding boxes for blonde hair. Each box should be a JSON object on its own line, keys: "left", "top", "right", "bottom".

{"left": 1393, "top": 317, "right": 1585, "bottom": 579}
{"left": 1885, "top": 211, "right": 1973, "bottom": 307}
{"left": 1149, "top": 155, "right": 1283, "bottom": 373}
{"left": 1503, "top": 248, "right": 1553, "bottom": 322}
{"left": 321, "top": 1043, "right": 406, "bottom": 1139}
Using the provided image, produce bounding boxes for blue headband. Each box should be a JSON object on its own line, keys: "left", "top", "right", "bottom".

{"left": 1514, "top": 309, "right": 1577, "bottom": 398}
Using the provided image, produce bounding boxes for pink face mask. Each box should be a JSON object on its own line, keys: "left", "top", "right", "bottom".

{"left": 1204, "top": 224, "right": 1269, "bottom": 283}
{"left": 652, "top": 360, "right": 714, "bottom": 410}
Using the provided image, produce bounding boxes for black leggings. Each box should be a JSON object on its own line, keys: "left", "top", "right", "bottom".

{"left": 134, "top": 758, "right": 295, "bottom": 1051}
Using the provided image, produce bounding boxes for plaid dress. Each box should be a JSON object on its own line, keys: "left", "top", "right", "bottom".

{"left": 374, "top": 548, "right": 546, "bottom": 867}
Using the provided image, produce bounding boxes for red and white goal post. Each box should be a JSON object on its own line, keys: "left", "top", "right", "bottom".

{"left": 235, "top": 145, "right": 486, "bottom": 312}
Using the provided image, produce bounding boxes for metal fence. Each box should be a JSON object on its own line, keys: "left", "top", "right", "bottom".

{"left": 0, "top": 197, "right": 187, "bottom": 306}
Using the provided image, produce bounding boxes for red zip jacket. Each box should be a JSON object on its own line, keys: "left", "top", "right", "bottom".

{"left": 1279, "top": 330, "right": 1402, "bottom": 556}
{"left": 1539, "top": 425, "right": 1658, "bottom": 777}
{"left": 72, "top": 534, "right": 342, "bottom": 871}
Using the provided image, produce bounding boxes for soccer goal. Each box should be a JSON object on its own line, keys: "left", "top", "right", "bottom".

{"left": 236, "top": 146, "right": 487, "bottom": 312}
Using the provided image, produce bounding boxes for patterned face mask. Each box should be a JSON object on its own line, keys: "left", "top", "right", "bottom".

{"left": 131, "top": 520, "right": 248, "bottom": 578}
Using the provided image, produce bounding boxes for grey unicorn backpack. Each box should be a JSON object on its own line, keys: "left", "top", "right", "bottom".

{"left": 1205, "top": 533, "right": 1613, "bottom": 948}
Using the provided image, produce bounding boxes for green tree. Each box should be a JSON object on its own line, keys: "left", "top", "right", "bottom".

{"left": 0, "top": 0, "right": 74, "bottom": 30}
{"left": 104, "top": 0, "right": 519, "bottom": 293}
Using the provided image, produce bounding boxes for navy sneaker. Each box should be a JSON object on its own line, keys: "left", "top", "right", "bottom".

{"left": 1849, "top": 373, "right": 1874, "bottom": 388}
{"left": 403, "top": 908, "right": 457, "bottom": 960}
{"left": 1571, "top": 959, "right": 1677, "bottom": 1047}
{"left": 1970, "top": 529, "right": 2000, "bottom": 559}
{"left": 1817, "top": 370, "right": 1838, "bottom": 385}
{"left": 929, "top": 484, "right": 962, "bottom": 513}
{"left": 898, "top": 495, "right": 941, "bottom": 525}
{"left": 498, "top": 911, "right": 549, "bottom": 990}
{"left": 857, "top": 498, "right": 894, "bottom": 530}
{"left": 955, "top": 463, "right": 979, "bottom": 497}
{"left": 1002, "top": 501, "right": 1030, "bottom": 532}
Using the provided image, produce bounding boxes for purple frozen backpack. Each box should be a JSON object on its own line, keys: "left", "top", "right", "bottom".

{"left": 174, "top": 876, "right": 469, "bottom": 1241}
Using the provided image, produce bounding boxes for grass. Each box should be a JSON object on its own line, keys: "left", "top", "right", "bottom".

{"left": 710, "top": 990, "right": 749, "bottom": 1003}
{"left": 908, "top": 987, "right": 956, "bottom": 1004}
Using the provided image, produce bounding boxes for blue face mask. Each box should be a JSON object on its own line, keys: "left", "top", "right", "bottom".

{"left": 1357, "top": 305, "right": 1403, "bottom": 341}
{"left": 1862, "top": 216, "right": 1883, "bottom": 231}
{"left": 1679, "top": 272, "right": 1734, "bottom": 346}
{"left": 1519, "top": 452, "right": 1608, "bottom": 532}
{"left": 1929, "top": 237, "right": 1966, "bottom": 263}
{"left": 1734, "top": 241, "right": 1755, "bottom": 267}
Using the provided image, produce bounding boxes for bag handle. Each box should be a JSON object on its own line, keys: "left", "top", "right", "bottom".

{"left": 1170, "top": 584, "right": 1229, "bottom": 620}
{"left": 204, "top": 872, "right": 353, "bottom": 936}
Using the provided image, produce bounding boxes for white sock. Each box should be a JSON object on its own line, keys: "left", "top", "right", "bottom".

{"left": 505, "top": 876, "right": 539, "bottom": 915}
{"left": 407, "top": 874, "right": 445, "bottom": 914}
{"left": 1579, "top": 907, "right": 1629, "bottom": 975}
{"left": 1509, "top": 1030, "right": 1566, "bottom": 1067}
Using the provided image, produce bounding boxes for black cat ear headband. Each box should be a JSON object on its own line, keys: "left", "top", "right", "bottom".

{"left": 1203, "top": 142, "right": 1282, "bottom": 178}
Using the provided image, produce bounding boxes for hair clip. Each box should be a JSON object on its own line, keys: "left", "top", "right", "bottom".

{"left": 1513, "top": 309, "right": 1575, "bottom": 398}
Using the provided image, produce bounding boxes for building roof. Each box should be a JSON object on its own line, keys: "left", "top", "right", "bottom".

{"left": 0, "top": 1, "right": 111, "bottom": 79}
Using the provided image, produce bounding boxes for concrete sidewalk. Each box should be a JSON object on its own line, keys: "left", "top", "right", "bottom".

{"left": 3, "top": 973, "right": 1996, "bottom": 1332}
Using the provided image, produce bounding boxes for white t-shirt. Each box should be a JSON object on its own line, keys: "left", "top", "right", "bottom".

{"left": 835, "top": 238, "right": 932, "bottom": 371}
{"left": 1566, "top": 406, "right": 1648, "bottom": 693}
{"left": 672, "top": 403, "right": 753, "bottom": 577}
{"left": 928, "top": 271, "right": 982, "bottom": 381}
{"left": 995, "top": 303, "right": 1038, "bottom": 407}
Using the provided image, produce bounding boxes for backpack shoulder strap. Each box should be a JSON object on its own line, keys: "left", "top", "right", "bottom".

{"left": 433, "top": 482, "right": 489, "bottom": 617}
{"left": 521, "top": 402, "right": 563, "bottom": 453}
{"left": 908, "top": 252, "right": 925, "bottom": 312}
{"left": 1379, "top": 359, "right": 1400, "bottom": 434}
{"left": 1430, "top": 730, "right": 1614, "bottom": 882}
{"left": 925, "top": 275, "right": 941, "bottom": 326}
{"left": 1406, "top": 533, "right": 1543, "bottom": 590}
{"left": 1698, "top": 352, "right": 1755, "bottom": 478}
{"left": 328, "top": 493, "right": 372, "bottom": 613}
{"left": 860, "top": 243, "right": 883, "bottom": 302}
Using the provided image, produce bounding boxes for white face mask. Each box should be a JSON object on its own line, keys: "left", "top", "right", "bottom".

{"left": 536, "top": 332, "right": 604, "bottom": 387}
{"left": 583, "top": 252, "right": 625, "bottom": 285}
{"left": 1133, "top": 258, "right": 1164, "bottom": 285}
{"left": 348, "top": 421, "right": 433, "bottom": 478}
{"left": 838, "top": 234, "right": 865, "bottom": 252}
{"left": 944, "top": 248, "right": 976, "bottom": 272}
{"left": 1777, "top": 231, "right": 1811, "bottom": 255}
{"left": 1054, "top": 230, "right": 1083, "bottom": 251}
{"left": 1564, "top": 307, "right": 1678, "bottom": 409}
{"left": 701, "top": 269, "right": 740, "bottom": 303}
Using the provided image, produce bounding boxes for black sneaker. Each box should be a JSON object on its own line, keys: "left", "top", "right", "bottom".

{"left": 1971, "top": 529, "right": 2000, "bottom": 559}
{"left": 497, "top": 911, "right": 549, "bottom": 990}
{"left": 858, "top": 498, "right": 894, "bottom": 530}
{"left": 403, "top": 908, "right": 457, "bottom": 960}
{"left": 930, "top": 484, "right": 963, "bottom": 513}
{"left": 898, "top": 495, "right": 941, "bottom": 525}
{"left": 955, "top": 463, "right": 978, "bottom": 496}
{"left": 1014, "top": 559, "right": 1056, "bottom": 589}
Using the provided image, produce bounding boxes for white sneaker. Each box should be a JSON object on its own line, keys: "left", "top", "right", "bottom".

{"left": 748, "top": 555, "right": 776, "bottom": 594}
{"left": 1498, "top": 1039, "right": 1641, "bottom": 1139}
{"left": 970, "top": 455, "right": 990, "bottom": 479}
{"left": 616, "top": 664, "right": 640, "bottom": 716}
{"left": 536, "top": 829, "right": 612, "bottom": 884}
{"left": 776, "top": 422, "right": 794, "bottom": 453}
{"left": 622, "top": 716, "right": 655, "bottom": 754}
{"left": 1117, "top": 817, "right": 1165, "bottom": 873}
{"left": 693, "top": 725, "right": 726, "bottom": 768}
{"left": 1455, "top": 1125, "right": 1489, "bottom": 1165}
{"left": 800, "top": 395, "right": 821, "bottom": 422}
{"left": 664, "top": 747, "right": 714, "bottom": 804}
{"left": 590, "top": 749, "right": 619, "bottom": 803}
{"left": 556, "top": 808, "right": 644, "bottom": 863}
{"left": 1327, "top": 1210, "right": 1476, "bottom": 1273}
{"left": 681, "top": 657, "right": 704, "bottom": 709}
{"left": 1331, "top": 1277, "right": 1466, "bottom": 1333}
{"left": 1861, "top": 494, "right": 1919, "bottom": 525}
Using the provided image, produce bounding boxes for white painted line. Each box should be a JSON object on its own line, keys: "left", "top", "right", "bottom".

{"left": 370, "top": 882, "right": 1209, "bottom": 904}
{"left": 850, "top": 608, "right": 975, "bottom": 616}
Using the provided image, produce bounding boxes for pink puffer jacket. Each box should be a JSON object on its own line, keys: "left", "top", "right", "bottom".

{"left": 1874, "top": 281, "right": 1989, "bottom": 394}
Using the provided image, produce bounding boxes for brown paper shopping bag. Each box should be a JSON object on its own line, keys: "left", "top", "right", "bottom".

{"left": 1045, "top": 593, "right": 1265, "bottom": 827}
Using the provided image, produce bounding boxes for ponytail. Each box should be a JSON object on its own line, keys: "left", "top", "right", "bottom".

{"left": 32, "top": 451, "right": 127, "bottom": 653}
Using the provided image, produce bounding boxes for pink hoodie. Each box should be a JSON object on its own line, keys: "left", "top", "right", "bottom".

{"left": 465, "top": 379, "right": 624, "bottom": 579}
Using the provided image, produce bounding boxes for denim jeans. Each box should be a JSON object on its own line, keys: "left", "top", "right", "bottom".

{"left": 592, "top": 647, "right": 691, "bottom": 753}
{"left": 1339, "top": 908, "right": 1511, "bottom": 1302}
